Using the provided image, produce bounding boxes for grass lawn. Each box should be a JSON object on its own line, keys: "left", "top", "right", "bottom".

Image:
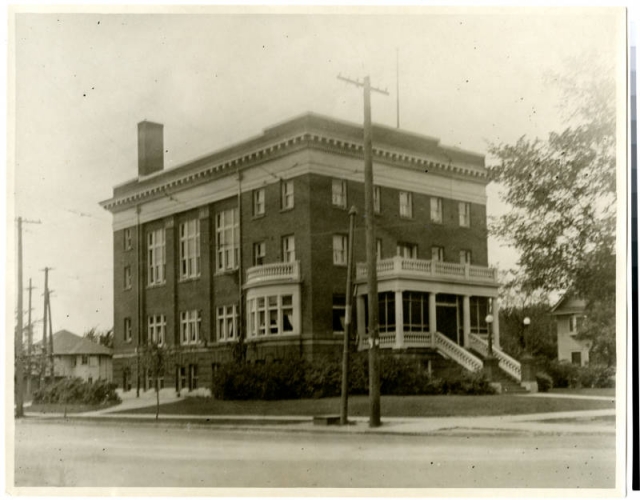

{"left": 550, "top": 388, "right": 616, "bottom": 398}
{"left": 27, "top": 402, "right": 120, "bottom": 414}
{"left": 115, "top": 394, "right": 614, "bottom": 418}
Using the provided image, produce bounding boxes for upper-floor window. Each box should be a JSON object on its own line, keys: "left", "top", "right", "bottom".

{"left": 333, "top": 235, "right": 348, "bottom": 265}
{"left": 459, "top": 202, "right": 470, "bottom": 227}
{"left": 282, "top": 235, "right": 296, "bottom": 262}
{"left": 376, "top": 238, "right": 383, "bottom": 261}
{"left": 431, "top": 246, "right": 444, "bottom": 262}
{"left": 216, "top": 208, "right": 239, "bottom": 272}
{"left": 397, "top": 242, "right": 418, "bottom": 259}
{"left": 180, "top": 310, "right": 201, "bottom": 345}
{"left": 148, "top": 314, "right": 166, "bottom": 345}
{"left": 124, "top": 265, "right": 132, "bottom": 290}
{"left": 124, "top": 317, "right": 132, "bottom": 342}
{"left": 179, "top": 219, "right": 201, "bottom": 280}
{"left": 281, "top": 180, "right": 294, "bottom": 210}
{"left": 253, "top": 188, "right": 265, "bottom": 216}
{"left": 124, "top": 228, "right": 132, "bottom": 251}
{"left": 431, "top": 197, "right": 443, "bottom": 224}
{"left": 217, "top": 304, "right": 238, "bottom": 342}
{"left": 253, "top": 241, "right": 266, "bottom": 266}
{"left": 374, "top": 186, "right": 381, "bottom": 214}
{"left": 332, "top": 179, "right": 347, "bottom": 208}
{"left": 460, "top": 249, "right": 472, "bottom": 265}
{"left": 399, "top": 191, "right": 413, "bottom": 218}
{"left": 147, "top": 228, "right": 166, "bottom": 286}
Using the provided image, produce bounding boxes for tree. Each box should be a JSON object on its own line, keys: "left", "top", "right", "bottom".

{"left": 488, "top": 56, "right": 617, "bottom": 365}
{"left": 139, "top": 342, "right": 173, "bottom": 420}
{"left": 84, "top": 327, "right": 114, "bottom": 349}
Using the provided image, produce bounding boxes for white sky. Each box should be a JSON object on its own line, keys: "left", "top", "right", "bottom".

{"left": 7, "top": 6, "right": 624, "bottom": 339}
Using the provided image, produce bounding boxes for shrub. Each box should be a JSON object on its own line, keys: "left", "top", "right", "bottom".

{"left": 535, "top": 372, "right": 553, "bottom": 392}
{"left": 33, "top": 377, "right": 120, "bottom": 405}
{"left": 441, "top": 371, "right": 496, "bottom": 395}
{"left": 540, "top": 359, "right": 579, "bottom": 388}
{"left": 576, "top": 365, "right": 616, "bottom": 388}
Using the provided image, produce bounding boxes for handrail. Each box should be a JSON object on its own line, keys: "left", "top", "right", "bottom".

{"left": 469, "top": 333, "right": 522, "bottom": 381}
{"left": 434, "top": 332, "right": 483, "bottom": 372}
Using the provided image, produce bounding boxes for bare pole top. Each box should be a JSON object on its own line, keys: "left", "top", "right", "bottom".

{"left": 337, "top": 74, "right": 389, "bottom": 96}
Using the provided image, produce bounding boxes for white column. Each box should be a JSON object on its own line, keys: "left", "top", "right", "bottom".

{"left": 395, "top": 290, "right": 404, "bottom": 349}
{"left": 357, "top": 295, "right": 366, "bottom": 348}
{"left": 462, "top": 295, "right": 471, "bottom": 348}
{"left": 493, "top": 298, "right": 501, "bottom": 348}
{"left": 429, "top": 292, "right": 437, "bottom": 348}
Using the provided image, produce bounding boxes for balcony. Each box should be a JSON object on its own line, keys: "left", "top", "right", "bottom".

{"left": 245, "top": 261, "right": 301, "bottom": 287}
{"left": 355, "top": 256, "right": 497, "bottom": 284}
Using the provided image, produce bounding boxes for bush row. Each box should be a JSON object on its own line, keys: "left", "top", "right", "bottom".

{"left": 212, "top": 355, "right": 496, "bottom": 400}
{"left": 33, "top": 377, "right": 121, "bottom": 405}
{"left": 537, "top": 360, "right": 615, "bottom": 390}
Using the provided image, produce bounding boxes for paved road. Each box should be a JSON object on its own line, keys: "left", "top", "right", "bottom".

{"left": 14, "top": 419, "right": 615, "bottom": 489}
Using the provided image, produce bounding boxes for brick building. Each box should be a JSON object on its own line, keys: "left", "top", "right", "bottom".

{"left": 101, "top": 113, "right": 520, "bottom": 393}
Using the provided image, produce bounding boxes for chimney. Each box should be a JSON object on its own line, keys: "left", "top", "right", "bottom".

{"left": 137, "top": 121, "right": 164, "bottom": 176}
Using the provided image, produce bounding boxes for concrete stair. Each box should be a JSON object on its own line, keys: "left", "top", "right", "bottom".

{"left": 468, "top": 348, "right": 528, "bottom": 394}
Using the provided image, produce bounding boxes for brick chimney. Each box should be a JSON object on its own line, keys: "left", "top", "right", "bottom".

{"left": 138, "top": 121, "right": 164, "bottom": 176}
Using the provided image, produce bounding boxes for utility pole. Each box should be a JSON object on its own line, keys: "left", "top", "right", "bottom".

{"left": 340, "top": 206, "right": 357, "bottom": 425}
{"left": 41, "top": 267, "right": 53, "bottom": 383}
{"left": 338, "top": 74, "right": 388, "bottom": 427}
{"left": 26, "top": 279, "right": 35, "bottom": 397}
{"left": 47, "top": 290, "right": 54, "bottom": 379}
{"left": 396, "top": 48, "right": 400, "bottom": 129}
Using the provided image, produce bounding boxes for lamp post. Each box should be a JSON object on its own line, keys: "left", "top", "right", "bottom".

{"left": 520, "top": 316, "right": 537, "bottom": 391}
{"left": 485, "top": 314, "right": 494, "bottom": 358}
{"left": 522, "top": 316, "right": 531, "bottom": 353}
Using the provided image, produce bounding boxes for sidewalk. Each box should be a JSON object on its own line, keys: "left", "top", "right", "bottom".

{"left": 24, "top": 390, "right": 616, "bottom": 436}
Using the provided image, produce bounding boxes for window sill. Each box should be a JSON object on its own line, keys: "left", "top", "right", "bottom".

{"left": 280, "top": 207, "right": 295, "bottom": 213}
{"left": 246, "top": 333, "right": 299, "bottom": 341}
{"left": 214, "top": 269, "right": 239, "bottom": 276}
{"left": 178, "top": 276, "right": 201, "bottom": 284}
{"left": 333, "top": 263, "right": 347, "bottom": 268}
{"left": 123, "top": 286, "right": 132, "bottom": 291}
{"left": 146, "top": 282, "right": 166, "bottom": 290}
{"left": 252, "top": 213, "right": 266, "bottom": 220}
{"left": 332, "top": 204, "right": 347, "bottom": 210}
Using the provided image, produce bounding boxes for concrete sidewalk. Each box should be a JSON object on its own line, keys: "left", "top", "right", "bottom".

{"left": 24, "top": 390, "right": 616, "bottom": 436}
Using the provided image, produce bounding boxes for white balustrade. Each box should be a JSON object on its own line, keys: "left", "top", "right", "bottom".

{"left": 434, "top": 332, "right": 483, "bottom": 372}
{"left": 246, "top": 261, "right": 300, "bottom": 285}
{"left": 469, "top": 333, "right": 522, "bottom": 381}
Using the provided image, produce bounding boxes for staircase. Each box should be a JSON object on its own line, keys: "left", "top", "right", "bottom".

{"left": 466, "top": 348, "right": 528, "bottom": 394}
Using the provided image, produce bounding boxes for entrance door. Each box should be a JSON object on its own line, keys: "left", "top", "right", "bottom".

{"left": 436, "top": 305, "right": 459, "bottom": 343}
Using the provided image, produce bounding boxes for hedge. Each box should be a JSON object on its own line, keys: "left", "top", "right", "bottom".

{"left": 33, "top": 377, "right": 121, "bottom": 405}
{"left": 537, "top": 359, "right": 615, "bottom": 389}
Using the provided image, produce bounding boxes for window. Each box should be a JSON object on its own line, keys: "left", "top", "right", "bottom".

{"left": 399, "top": 191, "right": 413, "bottom": 218}
{"left": 281, "top": 179, "right": 294, "bottom": 210}
{"left": 81, "top": 355, "right": 89, "bottom": 365}
{"left": 376, "top": 239, "right": 383, "bottom": 261}
{"left": 178, "top": 366, "right": 187, "bottom": 391}
{"left": 124, "top": 228, "right": 132, "bottom": 251}
{"left": 373, "top": 186, "right": 381, "bottom": 214}
{"left": 431, "top": 197, "right": 443, "bottom": 223}
{"left": 332, "top": 294, "right": 346, "bottom": 333}
{"left": 403, "top": 292, "right": 430, "bottom": 332}
{"left": 459, "top": 202, "right": 470, "bottom": 227}
{"left": 180, "top": 310, "right": 201, "bottom": 345}
{"left": 147, "top": 228, "right": 166, "bottom": 285}
{"left": 253, "top": 188, "right": 265, "bottom": 216}
{"left": 179, "top": 219, "right": 201, "bottom": 279}
{"left": 431, "top": 246, "right": 444, "bottom": 262}
{"left": 397, "top": 242, "right": 418, "bottom": 259}
{"left": 253, "top": 241, "right": 266, "bottom": 266}
{"left": 124, "top": 265, "right": 132, "bottom": 290}
{"left": 571, "top": 352, "right": 582, "bottom": 365}
{"left": 282, "top": 235, "right": 296, "bottom": 262}
{"left": 148, "top": 314, "right": 166, "bottom": 345}
{"left": 189, "top": 364, "right": 198, "bottom": 390}
{"left": 378, "top": 292, "right": 396, "bottom": 333}
{"left": 470, "top": 297, "right": 489, "bottom": 334}
{"left": 216, "top": 208, "right": 239, "bottom": 272}
{"left": 247, "top": 293, "right": 296, "bottom": 337}
{"left": 124, "top": 317, "right": 132, "bottom": 342}
{"left": 332, "top": 179, "right": 347, "bottom": 208}
{"left": 460, "top": 250, "right": 472, "bottom": 265}
{"left": 333, "top": 235, "right": 348, "bottom": 265}
{"left": 217, "top": 305, "right": 238, "bottom": 342}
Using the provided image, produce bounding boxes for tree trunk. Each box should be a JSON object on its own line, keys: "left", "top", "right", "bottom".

{"left": 155, "top": 376, "right": 159, "bottom": 421}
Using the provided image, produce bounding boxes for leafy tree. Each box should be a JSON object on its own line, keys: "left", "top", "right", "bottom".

{"left": 139, "top": 342, "right": 173, "bottom": 420}
{"left": 488, "top": 56, "right": 616, "bottom": 365}
{"left": 84, "top": 327, "right": 114, "bottom": 349}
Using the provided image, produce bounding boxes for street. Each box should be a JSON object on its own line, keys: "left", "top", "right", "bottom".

{"left": 14, "top": 419, "right": 615, "bottom": 488}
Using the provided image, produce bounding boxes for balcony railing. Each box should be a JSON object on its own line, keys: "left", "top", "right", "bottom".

{"left": 245, "top": 261, "right": 300, "bottom": 286}
{"left": 356, "top": 256, "right": 497, "bottom": 284}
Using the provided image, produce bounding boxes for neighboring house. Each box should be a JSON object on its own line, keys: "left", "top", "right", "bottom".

{"left": 550, "top": 294, "right": 590, "bottom": 366}
{"left": 35, "top": 330, "right": 113, "bottom": 382}
{"left": 101, "top": 112, "right": 527, "bottom": 393}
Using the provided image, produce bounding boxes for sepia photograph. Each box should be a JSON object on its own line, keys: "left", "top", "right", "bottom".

{"left": 5, "top": 4, "right": 628, "bottom": 496}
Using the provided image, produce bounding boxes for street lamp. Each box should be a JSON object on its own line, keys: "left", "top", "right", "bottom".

{"left": 485, "top": 314, "right": 494, "bottom": 357}
{"left": 522, "top": 316, "right": 531, "bottom": 353}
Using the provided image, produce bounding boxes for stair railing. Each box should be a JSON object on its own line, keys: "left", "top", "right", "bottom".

{"left": 434, "top": 332, "right": 483, "bottom": 373}
{"left": 469, "top": 333, "right": 522, "bottom": 382}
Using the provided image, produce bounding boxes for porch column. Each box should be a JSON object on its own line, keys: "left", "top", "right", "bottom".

{"left": 429, "top": 292, "right": 437, "bottom": 348}
{"left": 493, "top": 298, "right": 501, "bottom": 348}
{"left": 357, "top": 295, "right": 366, "bottom": 347}
{"left": 462, "top": 295, "right": 471, "bottom": 348}
{"left": 395, "top": 290, "right": 404, "bottom": 349}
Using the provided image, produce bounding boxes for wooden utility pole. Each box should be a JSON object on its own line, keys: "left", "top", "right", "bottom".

{"left": 26, "top": 279, "right": 35, "bottom": 397}
{"left": 340, "top": 206, "right": 357, "bottom": 425}
{"left": 41, "top": 267, "right": 53, "bottom": 382}
{"left": 338, "top": 74, "right": 388, "bottom": 427}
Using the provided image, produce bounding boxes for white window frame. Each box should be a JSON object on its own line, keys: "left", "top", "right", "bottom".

{"left": 332, "top": 179, "right": 347, "bottom": 208}
{"left": 460, "top": 249, "right": 472, "bottom": 265}
{"left": 217, "top": 305, "right": 238, "bottom": 342}
{"left": 253, "top": 188, "right": 265, "bottom": 216}
{"left": 281, "top": 180, "right": 294, "bottom": 210}
{"left": 179, "top": 219, "right": 201, "bottom": 280}
{"left": 124, "top": 317, "right": 132, "bottom": 342}
{"left": 147, "top": 228, "right": 166, "bottom": 286}
{"left": 373, "top": 186, "right": 381, "bottom": 214}
{"left": 282, "top": 235, "right": 296, "bottom": 263}
{"left": 399, "top": 191, "right": 413, "bottom": 218}
{"left": 397, "top": 243, "right": 418, "bottom": 259}
{"left": 253, "top": 241, "right": 266, "bottom": 266}
{"left": 459, "top": 202, "right": 471, "bottom": 227}
{"left": 376, "top": 238, "right": 383, "bottom": 261}
{"left": 431, "top": 197, "right": 443, "bottom": 224}
{"left": 333, "top": 234, "right": 348, "bottom": 266}
{"left": 432, "top": 246, "right": 444, "bottom": 262}
{"left": 124, "top": 228, "right": 132, "bottom": 251}
{"left": 148, "top": 314, "right": 166, "bottom": 346}
{"left": 216, "top": 208, "right": 239, "bottom": 272}
{"left": 247, "top": 293, "right": 296, "bottom": 337}
{"left": 180, "top": 310, "right": 202, "bottom": 345}
{"left": 124, "top": 265, "right": 132, "bottom": 290}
